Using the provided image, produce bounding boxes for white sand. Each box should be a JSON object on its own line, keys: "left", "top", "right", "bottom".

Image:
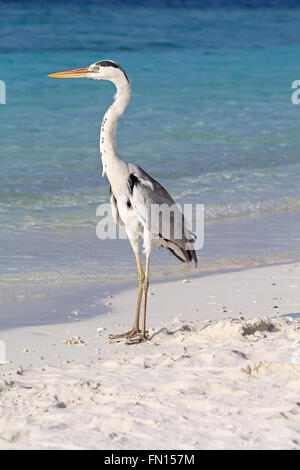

{"left": 0, "top": 262, "right": 300, "bottom": 450}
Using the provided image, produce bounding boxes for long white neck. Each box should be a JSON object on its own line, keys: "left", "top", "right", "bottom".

{"left": 100, "top": 77, "right": 131, "bottom": 177}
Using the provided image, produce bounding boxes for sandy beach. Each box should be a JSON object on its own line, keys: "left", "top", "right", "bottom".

{"left": 0, "top": 262, "right": 299, "bottom": 450}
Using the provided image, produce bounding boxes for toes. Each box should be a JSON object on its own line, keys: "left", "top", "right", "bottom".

{"left": 127, "top": 329, "right": 141, "bottom": 338}
{"left": 108, "top": 329, "right": 141, "bottom": 340}
{"left": 125, "top": 334, "right": 148, "bottom": 345}
{"left": 109, "top": 334, "right": 126, "bottom": 339}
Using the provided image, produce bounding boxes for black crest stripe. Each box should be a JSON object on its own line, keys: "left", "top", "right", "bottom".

{"left": 95, "top": 60, "right": 130, "bottom": 83}
{"left": 96, "top": 60, "right": 119, "bottom": 68}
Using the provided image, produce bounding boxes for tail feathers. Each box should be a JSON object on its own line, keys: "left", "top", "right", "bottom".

{"left": 156, "top": 237, "right": 198, "bottom": 267}
{"left": 187, "top": 248, "right": 198, "bottom": 267}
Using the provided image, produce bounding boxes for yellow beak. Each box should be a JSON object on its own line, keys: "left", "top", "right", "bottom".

{"left": 48, "top": 66, "right": 90, "bottom": 78}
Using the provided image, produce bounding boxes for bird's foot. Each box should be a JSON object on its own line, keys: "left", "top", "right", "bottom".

{"left": 126, "top": 333, "right": 149, "bottom": 345}
{"left": 109, "top": 328, "right": 141, "bottom": 340}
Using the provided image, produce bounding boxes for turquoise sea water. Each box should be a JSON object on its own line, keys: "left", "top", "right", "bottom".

{"left": 1, "top": 0, "right": 300, "bottom": 300}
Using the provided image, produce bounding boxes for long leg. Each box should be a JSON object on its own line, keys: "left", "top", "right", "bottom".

{"left": 127, "top": 231, "right": 152, "bottom": 344}
{"left": 109, "top": 238, "right": 144, "bottom": 340}
{"left": 132, "top": 251, "right": 144, "bottom": 330}
{"left": 141, "top": 254, "right": 150, "bottom": 337}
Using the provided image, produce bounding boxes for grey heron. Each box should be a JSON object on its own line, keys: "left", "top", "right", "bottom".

{"left": 48, "top": 60, "right": 197, "bottom": 344}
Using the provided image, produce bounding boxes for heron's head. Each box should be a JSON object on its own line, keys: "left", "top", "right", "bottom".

{"left": 48, "top": 60, "right": 129, "bottom": 84}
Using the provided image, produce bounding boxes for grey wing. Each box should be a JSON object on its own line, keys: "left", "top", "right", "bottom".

{"left": 128, "top": 163, "right": 175, "bottom": 205}
{"left": 127, "top": 163, "right": 197, "bottom": 266}
{"left": 110, "top": 186, "right": 124, "bottom": 227}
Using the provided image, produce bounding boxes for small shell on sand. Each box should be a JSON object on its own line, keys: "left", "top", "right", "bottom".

{"left": 182, "top": 279, "right": 190, "bottom": 284}
{"left": 64, "top": 336, "right": 85, "bottom": 345}
{"left": 86, "top": 381, "right": 100, "bottom": 390}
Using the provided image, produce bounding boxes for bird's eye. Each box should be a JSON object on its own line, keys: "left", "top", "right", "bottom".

{"left": 93, "top": 65, "right": 100, "bottom": 72}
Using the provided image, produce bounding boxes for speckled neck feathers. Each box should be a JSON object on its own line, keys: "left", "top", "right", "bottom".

{"left": 100, "top": 77, "right": 131, "bottom": 177}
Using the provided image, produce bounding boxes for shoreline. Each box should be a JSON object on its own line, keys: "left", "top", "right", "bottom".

{"left": 1, "top": 207, "right": 300, "bottom": 307}
{"left": 0, "top": 257, "right": 299, "bottom": 332}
